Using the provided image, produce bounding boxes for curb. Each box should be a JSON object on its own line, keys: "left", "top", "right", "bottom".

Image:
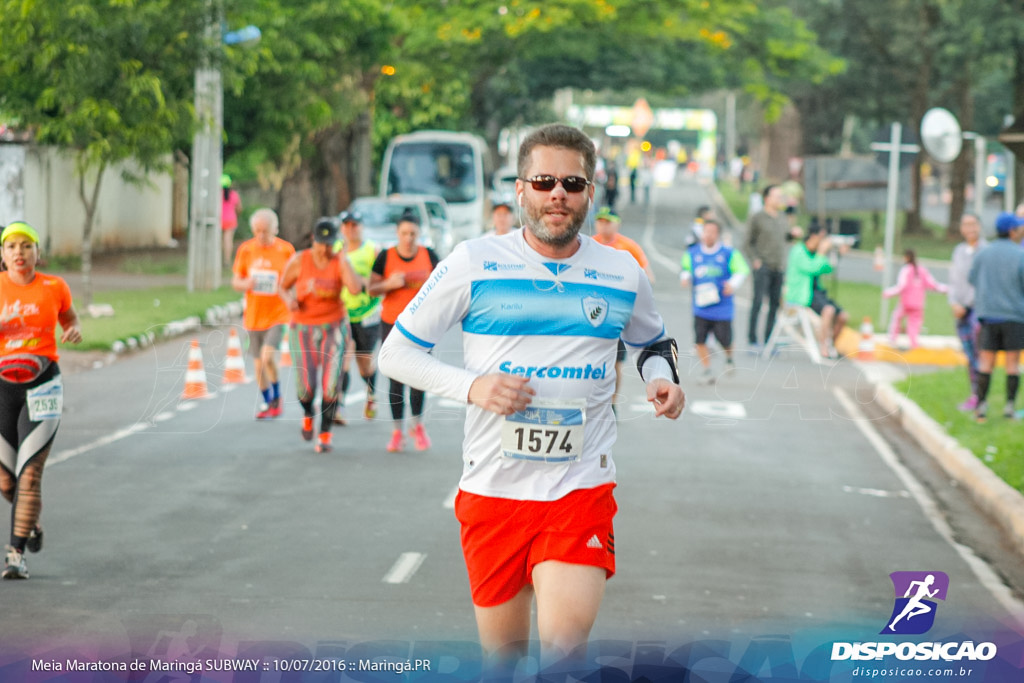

{"left": 870, "top": 376, "right": 1024, "bottom": 560}
{"left": 108, "top": 299, "right": 244, "bottom": 355}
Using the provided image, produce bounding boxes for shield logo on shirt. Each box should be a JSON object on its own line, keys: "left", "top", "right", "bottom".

{"left": 582, "top": 296, "right": 608, "bottom": 328}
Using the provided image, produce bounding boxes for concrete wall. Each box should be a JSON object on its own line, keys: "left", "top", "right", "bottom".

{"left": 0, "top": 143, "right": 174, "bottom": 255}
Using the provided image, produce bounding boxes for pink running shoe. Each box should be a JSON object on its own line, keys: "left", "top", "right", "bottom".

{"left": 411, "top": 423, "right": 431, "bottom": 451}
{"left": 957, "top": 395, "right": 979, "bottom": 412}
{"left": 386, "top": 429, "right": 405, "bottom": 453}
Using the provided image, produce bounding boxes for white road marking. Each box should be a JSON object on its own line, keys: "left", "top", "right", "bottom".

{"left": 382, "top": 552, "right": 427, "bottom": 584}
{"left": 689, "top": 400, "right": 747, "bottom": 420}
{"left": 48, "top": 422, "right": 151, "bottom": 466}
{"left": 841, "top": 485, "right": 910, "bottom": 499}
{"left": 443, "top": 485, "right": 459, "bottom": 510}
{"left": 833, "top": 388, "right": 1024, "bottom": 628}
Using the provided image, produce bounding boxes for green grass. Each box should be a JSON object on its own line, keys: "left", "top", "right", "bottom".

{"left": 60, "top": 285, "right": 242, "bottom": 351}
{"left": 895, "top": 369, "right": 1024, "bottom": 494}
{"left": 818, "top": 280, "right": 956, "bottom": 337}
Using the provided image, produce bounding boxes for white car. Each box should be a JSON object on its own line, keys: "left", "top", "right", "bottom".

{"left": 343, "top": 194, "right": 454, "bottom": 258}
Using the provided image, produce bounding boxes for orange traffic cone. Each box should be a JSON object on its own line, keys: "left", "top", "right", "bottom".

{"left": 278, "top": 327, "right": 292, "bottom": 367}
{"left": 858, "top": 317, "right": 876, "bottom": 361}
{"left": 223, "top": 328, "right": 248, "bottom": 384}
{"left": 182, "top": 339, "right": 210, "bottom": 399}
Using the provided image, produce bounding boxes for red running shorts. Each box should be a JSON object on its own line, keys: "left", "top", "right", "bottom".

{"left": 454, "top": 483, "right": 617, "bottom": 607}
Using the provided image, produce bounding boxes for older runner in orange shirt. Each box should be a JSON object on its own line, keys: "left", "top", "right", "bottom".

{"left": 232, "top": 208, "right": 295, "bottom": 419}
{"left": 0, "top": 221, "right": 82, "bottom": 580}
{"left": 592, "top": 207, "right": 655, "bottom": 410}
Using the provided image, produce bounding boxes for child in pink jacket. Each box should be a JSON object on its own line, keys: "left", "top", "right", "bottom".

{"left": 884, "top": 249, "right": 948, "bottom": 348}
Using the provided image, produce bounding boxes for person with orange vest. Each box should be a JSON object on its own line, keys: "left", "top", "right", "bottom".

{"left": 231, "top": 208, "right": 295, "bottom": 419}
{"left": 369, "top": 210, "right": 440, "bottom": 452}
{"left": 279, "top": 218, "right": 363, "bottom": 453}
{"left": 0, "top": 221, "right": 82, "bottom": 579}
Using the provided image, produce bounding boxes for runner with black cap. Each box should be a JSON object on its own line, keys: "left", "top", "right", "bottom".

{"left": 279, "top": 217, "right": 363, "bottom": 452}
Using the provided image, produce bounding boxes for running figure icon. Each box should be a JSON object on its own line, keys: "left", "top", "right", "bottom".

{"left": 888, "top": 574, "right": 939, "bottom": 631}
{"left": 882, "top": 571, "right": 949, "bottom": 635}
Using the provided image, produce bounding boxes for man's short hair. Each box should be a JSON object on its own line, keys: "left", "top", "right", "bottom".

{"left": 517, "top": 124, "right": 596, "bottom": 182}
{"left": 249, "top": 208, "right": 279, "bottom": 233}
{"left": 762, "top": 184, "right": 778, "bottom": 201}
{"left": 696, "top": 205, "right": 711, "bottom": 218}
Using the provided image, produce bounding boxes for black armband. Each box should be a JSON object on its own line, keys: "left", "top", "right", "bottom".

{"left": 637, "top": 338, "right": 679, "bottom": 384}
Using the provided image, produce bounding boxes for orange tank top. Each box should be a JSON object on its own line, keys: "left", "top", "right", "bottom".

{"left": 292, "top": 250, "right": 345, "bottom": 325}
{"left": 0, "top": 272, "right": 73, "bottom": 361}
{"left": 381, "top": 247, "right": 435, "bottom": 324}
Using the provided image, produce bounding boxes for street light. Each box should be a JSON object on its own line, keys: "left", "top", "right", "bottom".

{"left": 187, "top": 0, "right": 259, "bottom": 292}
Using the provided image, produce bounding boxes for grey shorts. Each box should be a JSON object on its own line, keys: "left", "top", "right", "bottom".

{"left": 247, "top": 325, "right": 285, "bottom": 358}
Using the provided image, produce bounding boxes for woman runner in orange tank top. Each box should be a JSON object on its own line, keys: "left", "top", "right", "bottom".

{"left": 369, "top": 211, "right": 439, "bottom": 453}
{"left": 0, "top": 221, "right": 82, "bottom": 580}
{"left": 279, "top": 218, "right": 363, "bottom": 453}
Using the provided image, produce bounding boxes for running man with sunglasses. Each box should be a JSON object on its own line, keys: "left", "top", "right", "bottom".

{"left": 378, "top": 124, "right": 685, "bottom": 669}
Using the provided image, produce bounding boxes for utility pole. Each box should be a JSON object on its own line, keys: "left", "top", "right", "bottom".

{"left": 188, "top": 0, "right": 224, "bottom": 292}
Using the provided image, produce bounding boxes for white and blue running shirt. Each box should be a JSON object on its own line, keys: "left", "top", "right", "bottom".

{"left": 380, "top": 230, "right": 672, "bottom": 501}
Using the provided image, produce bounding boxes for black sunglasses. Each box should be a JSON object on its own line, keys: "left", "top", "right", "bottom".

{"left": 521, "top": 175, "right": 592, "bottom": 193}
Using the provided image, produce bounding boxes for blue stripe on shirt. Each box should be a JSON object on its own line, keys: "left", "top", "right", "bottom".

{"left": 463, "top": 278, "right": 635, "bottom": 338}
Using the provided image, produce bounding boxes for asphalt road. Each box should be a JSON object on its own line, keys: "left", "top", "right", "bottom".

{"left": 2, "top": 175, "right": 1022, "bottom": 681}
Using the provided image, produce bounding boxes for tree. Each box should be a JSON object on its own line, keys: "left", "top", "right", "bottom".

{"left": 0, "top": 0, "right": 202, "bottom": 304}
{"left": 378, "top": 0, "right": 842, "bottom": 169}
{"left": 220, "top": 0, "right": 397, "bottom": 244}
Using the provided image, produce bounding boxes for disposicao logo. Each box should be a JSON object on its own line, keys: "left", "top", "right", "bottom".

{"left": 882, "top": 571, "right": 948, "bottom": 635}
{"left": 831, "top": 570, "right": 998, "bottom": 663}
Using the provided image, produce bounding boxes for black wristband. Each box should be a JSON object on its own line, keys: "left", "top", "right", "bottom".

{"left": 637, "top": 338, "right": 679, "bottom": 384}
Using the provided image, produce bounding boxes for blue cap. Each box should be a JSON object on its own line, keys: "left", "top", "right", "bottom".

{"left": 995, "top": 211, "right": 1024, "bottom": 235}
{"left": 339, "top": 211, "right": 362, "bottom": 224}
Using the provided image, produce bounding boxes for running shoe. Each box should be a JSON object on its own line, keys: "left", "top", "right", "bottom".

{"left": 332, "top": 409, "right": 347, "bottom": 426}
{"left": 2, "top": 546, "right": 28, "bottom": 580}
{"left": 1004, "top": 403, "right": 1017, "bottom": 420}
{"left": 723, "top": 359, "right": 736, "bottom": 377}
{"left": 697, "top": 367, "right": 714, "bottom": 386}
{"left": 301, "top": 416, "right": 314, "bottom": 441}
{"left": 411, "top": 424, "right": 431, "bottom": 451}
{"left": 364, "top": 398, "right": 377, "bottom": 420}
{"left": 27, "top": 525, "right": 43, "bottom": 554}
{"left": 315, "top": 433, "right": 333, "bottom": 453}
{"left": 974, "top": 401, "right": 988, "bottom": 424}
{"left": 256, "top": 405, "right": 275, "bottom": 420}
{"left": 267, "top": 400, "right": 283, "bottom": 418}
{"left": 957, "top": 395, "right": 979, "bottom": 412}
{"left": 386, "top": 429, "right": 405, "bottom": 453}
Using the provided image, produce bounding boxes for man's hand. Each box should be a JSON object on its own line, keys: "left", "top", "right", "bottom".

{"left": 951, "top": 303, "right": 966, "bottom": 319}
{"left": 468, "top": 373, "right": 536, "bottom": 416}
{"left": 646, "top": 378, "right": 685, "bottom": 418}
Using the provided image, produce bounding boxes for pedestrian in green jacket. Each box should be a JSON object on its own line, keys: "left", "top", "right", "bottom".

{"left": 784, "top": 224, "right": 849, "bottom": 358}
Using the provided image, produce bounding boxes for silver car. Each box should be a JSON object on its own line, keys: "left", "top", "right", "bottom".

{"left": 343, "top": 194, "right": 454, "bottom": 258}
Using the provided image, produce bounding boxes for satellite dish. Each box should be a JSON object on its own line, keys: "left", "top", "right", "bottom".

{"left": 921, "top": 108, "right": 963, "bottom": 163}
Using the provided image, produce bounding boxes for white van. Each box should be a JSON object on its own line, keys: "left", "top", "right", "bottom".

{"left": 380, "top": 130, "right": 492, "bottom": 243}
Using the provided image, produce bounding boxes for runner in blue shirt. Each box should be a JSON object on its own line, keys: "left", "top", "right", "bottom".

{"left": 680, "top": 219, "right": 750, "bottom": 384}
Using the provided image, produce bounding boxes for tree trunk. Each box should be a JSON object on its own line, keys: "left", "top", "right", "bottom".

{"left": 76, "top": 160, "right": 107, "bottom": 308}
{"left": 277, "top": 161, "right": 315, "bottom": 248}
{"left": 904, "top": 1, "right": 941, "bottom": 235}
{"left": 947, "top": 73, "right": 974, "bottom": 239}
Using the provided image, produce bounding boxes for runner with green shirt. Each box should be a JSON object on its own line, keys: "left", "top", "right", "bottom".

{"left": 784, "top": 224, "right": 848, "bottom": 358}
{"left": 335, "top": 211, "right": 382, "bottom": 422}
{"left": 680, "top": 219, "right": 749, "bottom": 384}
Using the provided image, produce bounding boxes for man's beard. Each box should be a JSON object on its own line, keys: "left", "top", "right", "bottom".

{"left": 522, "top": 199, "right": 589, "bottom": 248}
